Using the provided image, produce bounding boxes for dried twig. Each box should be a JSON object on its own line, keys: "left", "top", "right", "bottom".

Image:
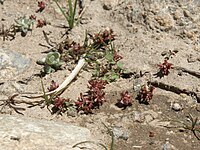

{"left": 174, "top": 66, "right": 200, "bottom": 78}
{"left": 0, "top": 24, "right": 16, "bottom": 41}
{"left": 0, "top": 94, "right": 44, "bottom": 115}
{"left": 150, "top": 80, "right": 200, "bottom": 102}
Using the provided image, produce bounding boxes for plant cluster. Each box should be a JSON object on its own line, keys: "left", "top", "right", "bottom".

{"left": 42, "top": 29, "right": 126, "bottom": 81}
{"left": 89, "top": 29, "right": 115, "bottom": 48}
{"left": 43, "top": 79, "right": 107, "bottom": 114}
{"left": 12, "top": 1, "right": 47, "bottom": 37}
{"left": 36, "top": 1, "right": 46, "bottom": 13}
{"left": 116, "top": 91, "right": 133, "bottom": 109}
{"left": 155, "top": 50, "right": 178, "bottom": 78}
{"left": 137, "top": 84, "right": 155, "bottom": 104}
{"left": 75, "top": 79, "right": 107, "bottom": 114}
{"left": 95, "top": 43, "right": 124, "bottom": 82}
{"left": 43, "top": 80, "right": 75, "bottom": 114}
{"left": 158, "top": 59, "right": 173, "bottom": 76}
{"left": 14, "top": 16, "right": 35, "bottom": 36}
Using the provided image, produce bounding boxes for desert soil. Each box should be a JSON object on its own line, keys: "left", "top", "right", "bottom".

{"left": 0, "top": 0, "right": 200, "bottom": 150}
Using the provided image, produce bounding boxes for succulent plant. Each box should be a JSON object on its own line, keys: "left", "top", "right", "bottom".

{"left": 15, "top": 16, "right": 35, "bottom": 36}
{"left": 37, "top": 52, "right": 63, "bottom": 74}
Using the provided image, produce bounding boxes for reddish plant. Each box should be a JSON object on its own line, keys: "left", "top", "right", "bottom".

{"left": 75, "top": 79, "right": 107, "bottom": 114}
{"left": 48, "top": 80, "right": 59, "bottom": 92}
{"left": 117, "top": 91, "right": 133, "bottom": 108}
{"left": 70, "top": 42, "right": 85, "bottom": 56}
{"left": 91, "top": 29, "right": 115, "bottom": 48}
{"left": 158, "top": 59, "right": 173, "bottom": 76}
{"left": 75, "top": 93, "right": 94, "bottom": 114}
{"left": 113, "top": 50, "right": 123, "bottom": 62}
{"left": 53, "top": 96, "right": 72, "bottom": 112}
{"left": 29, "top": 15, "right": 37, "bottom": 20}
{"left": 36, "top": 19, "right": 46, "bottom": 28}
{"left": 88, "top": 79, "right": 107, "bottom": 91}
{"left": 138, "top": 84, "right": 155, "bottom": 104}
{"left": 36, "top": 1, "right": 46, "bottom": 13}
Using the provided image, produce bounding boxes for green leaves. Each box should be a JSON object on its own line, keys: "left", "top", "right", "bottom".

{"left": 37, "top": 52, "right": 63, "bottom": 75}
{"left": 15, "top": 16, "right": 35, "bottom": 35}
{"left": 92, "top": 43, "right": 124, "bottom": 82}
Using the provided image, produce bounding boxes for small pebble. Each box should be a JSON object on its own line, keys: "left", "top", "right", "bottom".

{"left": 172, "top": 103, "right": 182, "bottom": 111}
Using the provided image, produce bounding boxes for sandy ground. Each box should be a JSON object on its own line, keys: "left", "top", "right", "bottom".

{"left": 0, "top": 0, "right": 200, "bottom": 149}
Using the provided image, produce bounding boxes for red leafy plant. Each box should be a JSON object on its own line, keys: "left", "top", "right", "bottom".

{"left": 116, "top": 91, "right": 133, "bottom": 109}
{"left": 36, "top": 19, "right": 47, "bottom": 28}
{"left": 137, "top": 84, "right": 155, "bottom": 104}
{"left": 75, "top": 79, "right": 107, "bottom": 114}
{"left": 47, "top": 81, "right": 75, "bottom": 114}
{"left": 157, "top": 59, "right": 173, "bottom": 77}
{"left": 29, "top": 15, "right": 37, "bottom": 20}
{"left": 90, "top": 28, "right": 115, "bottom": 48}
{"left": 52, "top": 96, "right": 75, "bottom": 113}
{"left": 36, "top": 1, "right": 46, "bottom": 13}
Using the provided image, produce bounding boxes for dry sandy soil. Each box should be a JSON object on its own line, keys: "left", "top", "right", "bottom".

{"left": 0, "top": 0, "right": 200, "bottom": 149}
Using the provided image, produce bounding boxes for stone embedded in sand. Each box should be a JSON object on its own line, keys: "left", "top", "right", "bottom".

{"left": 0, "top": 48, "right": 30, "bottom": 80}
{"left": 171, "top": 102, "right": 183, "bottom": 111}
{"left": 0, "top": 114, "right": 93, "bottom": 150}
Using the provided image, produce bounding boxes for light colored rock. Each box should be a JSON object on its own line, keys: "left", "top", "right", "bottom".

{"left": 0, "top": 48, "right": 30, "bottom": 80}
{"left": 171, "top": 102, "right": 183, "bottom": 111}
{"left": 0, "top": 115, "right": 96, "bottom": 150}
{"left": 112, "top": 127, "right": 129, "bottom": 140}
{"left": 162, "top": 138, "right": 177, "bottom": 150}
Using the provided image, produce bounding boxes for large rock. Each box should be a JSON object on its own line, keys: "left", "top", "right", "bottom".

{"left": 0, "top": 115, "right": 94, "bottom": 150}
{"left": 0, "top": 48, "right": 30, "bottom": 80}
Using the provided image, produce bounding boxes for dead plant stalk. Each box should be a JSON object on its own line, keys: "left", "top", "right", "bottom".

{"left": 23, "top": 57, "right": 86, "bottom": 98}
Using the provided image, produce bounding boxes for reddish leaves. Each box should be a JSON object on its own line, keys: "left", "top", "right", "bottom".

{"left": 36, "top": 19, "right": 46, "bottom": 28}
{"left": 75, "top": 79, "right": 107, "bottom": 114}
{"left": 91, "top": 28, "right": 115, "bottom": 48}
{"left": 137, "top": 84, "right": 155, "bottom": 104}
{"left": 116, "top": 91, "right": 133, "bottom": 109}
{"left": 158, "top": 59, "right": 173, "bottom": 76}
{"left": 36, "top": 1, "right": 46, "bottom": 13}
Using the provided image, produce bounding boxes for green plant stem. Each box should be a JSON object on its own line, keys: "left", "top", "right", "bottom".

{"left": 67, "top": 0, "right": 77, "bottom": 28}
{"left": 54, "top": 0, "right": 77, "bottom": 29}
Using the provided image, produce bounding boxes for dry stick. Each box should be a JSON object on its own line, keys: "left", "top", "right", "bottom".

{"left": 174, "top": 66, "right": 200, "bottom": 78}
{"left": 150, "top": 80, "right": 200, "bottom": 103}
{"left": 22, "top": 57, "right": 86, "bottom": 98}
